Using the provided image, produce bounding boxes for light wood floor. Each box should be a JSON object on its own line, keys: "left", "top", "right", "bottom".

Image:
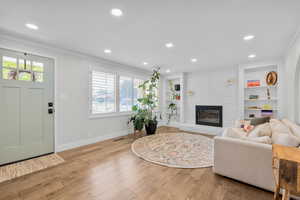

{"left": 0, "top": 127, "right": 273, "bottom": 200}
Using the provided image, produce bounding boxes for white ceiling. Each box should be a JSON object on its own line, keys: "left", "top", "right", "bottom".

{"left": 0, "top": 0, "right": 300, "bottom": 73}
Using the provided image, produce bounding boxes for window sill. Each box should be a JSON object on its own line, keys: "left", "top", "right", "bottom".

{"left": 89, "top": 112, "right": 133, "bottom": 119}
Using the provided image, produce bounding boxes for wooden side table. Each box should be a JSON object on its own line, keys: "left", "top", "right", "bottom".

{"left": 272, "top": 144, "right": 300, "bottom": 200}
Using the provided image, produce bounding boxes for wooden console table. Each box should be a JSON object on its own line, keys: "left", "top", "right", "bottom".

{"left": 272, "top": 144, "right": 300, "bottom": 200}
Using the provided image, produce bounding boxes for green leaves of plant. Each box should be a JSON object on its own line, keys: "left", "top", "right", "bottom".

{"left": 128, "top": 68, "right": 161, "bottom": 131}
{"left": 132, "top": 105, "right": 138, "bottom": 111}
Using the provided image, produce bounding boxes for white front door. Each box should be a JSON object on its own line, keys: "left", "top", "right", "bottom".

{"left": 0, "top": 48, "right": 54, "bottom": 165}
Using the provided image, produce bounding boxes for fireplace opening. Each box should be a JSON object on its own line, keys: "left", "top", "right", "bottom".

{"left": 196, "top": 105, "right": 223, "bottom": 127}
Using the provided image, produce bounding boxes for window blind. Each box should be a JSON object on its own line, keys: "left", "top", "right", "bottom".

{"left": 91, "top": 71, "right": 116, "bottom": 114}
{"left": 119, "top": 76, "right": 133, "bottom": 112}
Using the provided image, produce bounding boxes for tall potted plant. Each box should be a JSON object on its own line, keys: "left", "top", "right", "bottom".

{"left": 129, "top": 68, "right": 160, "bottom": 135}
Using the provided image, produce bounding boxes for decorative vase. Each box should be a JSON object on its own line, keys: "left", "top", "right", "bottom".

{"left": 145, "top": 120, "right": 158, "bottom": 135}
{"left": 267, "top": 88, "right": 271, "bottom": 100}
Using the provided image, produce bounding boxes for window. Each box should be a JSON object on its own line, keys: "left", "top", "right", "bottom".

{"left": 90, "top": 69, "right": 146, "bottom": 116}
{"left": 133, "top": 78, "right": 144, "bottom": 105}
{"left": 1, "top": 56, "right": 44, "bottom": 82}
{"left": 32, "top": 61, "right": 44, "bottom": 82}
{"left": 91, "top": 71, "right": 116, "bottom": 114}
{"left": 2, "top": 56, "right": 17, "bottom": 80}
{"left": 119, "top": 76, "right": 133, "bottom": 112}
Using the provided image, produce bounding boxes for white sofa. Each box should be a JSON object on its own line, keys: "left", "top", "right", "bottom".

{"left": 213, "top": 118, "right": 300, "bottom": 192}
{"left": 213, "top": 136, "right": 275, "bottom": 191}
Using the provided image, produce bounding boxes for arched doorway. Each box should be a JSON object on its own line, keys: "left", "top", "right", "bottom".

{"left": 295, "top": 57, "right": 300, "bottom": 123}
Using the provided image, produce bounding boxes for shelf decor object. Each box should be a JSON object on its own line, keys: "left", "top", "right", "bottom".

{"left": 187, "top": 90, "right": 194, "bottom": 96}
{"left": 262, "top": 104, "right": 272, "bottom": 110}
{"left": 174, "top": 84, "right": 180, "bottom": 91}
{"left": 249, "top": 95, "right": 259, "bottom": 100}
{"left": 249, "top": 114, "right": 255, "bottom": 118}
{"left": 267, "top": 88, "right": 271, "bottom": 100}
{"left": 261, "top": 110, "right": 273, "bottom": 117}
{"left": 266, "top": 71, "right": 278, "bottom": 86}
{"left": 247, "top": 80, "right": 260, "bottom": 87}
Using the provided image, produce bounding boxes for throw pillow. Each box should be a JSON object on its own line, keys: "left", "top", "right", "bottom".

{"left": 247, "top": 126, "right": 260, "bottom": 137}
{"left": 250, "top": 117, "right": 271, "bottom": 126}
{"left": 234, "top": 120, "right": 251, "bottom": 128}
{"left": 248, "top": 123, "right": 272, "bottom": 137}
{"left": 223, "top": 128, "right": 247, "bottom": 138}
{"left": 259, "top": 123, "right": 272, "bottom": 137}
{"left": 223, "top": 128, "right": 271, "bottom": 144}
{"left": 270, "top": 119, "right": 300, "bottom": 146}
{"left": 270, "top": 119, "right": 291, "bottom": 134}
{"left": 243, "top": 124, "right": 254, "bottom": 133}
{"left": 282, "top": 119, "right": 300, "bottom": 139}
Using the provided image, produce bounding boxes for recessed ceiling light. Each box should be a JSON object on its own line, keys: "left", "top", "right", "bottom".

{"left": 25, "top": 23, "right": 39, "bottom": 30}
{"left": 166, "top": 69, "right": 171, "bottom": 73}
{"left": 248, "top": 54, "right": 256, "bottom": 58}
{"left": 143, "top": 62, "right": 148, "bottom": 66}
{"left": 104, "top": 49, "right": 112, "bottom": 54}
{"left": 243, "top": 35, "right": 255, "bottom": 41}
{"left": 191, "top": 58, "right": 197, "bottom": 63}
{"left": 165, "top": 43, "right": 174, "bottom": 48}
{"left": 111, "top": 8, "right": 123, "bottom": 17}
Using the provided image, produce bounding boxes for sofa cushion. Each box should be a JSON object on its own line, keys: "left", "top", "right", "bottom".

{"left": 271, "top": 133, "right": 300, "bottom": 147}
{"left": 242, "top": 136, "right": 272, "bottom": 144}
{"left": 270, "top": 119, "right": 300, "bottom": 147}
{"left": 223, "top": 128, "right": 271, "bottom": 144}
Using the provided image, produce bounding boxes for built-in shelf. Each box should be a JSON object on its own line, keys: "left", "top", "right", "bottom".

{"left": 245, "top": 108, "right": 278, "bottom": 111}
{"left": 244, "top": 85, "right": 278, "bottom": 89}
{"left": 166, "top": 100, "right": 181, "bottom": 102}
{"left": 245, "top": 98, "right": 277, "bottom": 101}
{"left": 239, "top": 63, "right": 280, "bottom": 119}
{"left": 164, "top": 74, "right": 185, "bottom": 124}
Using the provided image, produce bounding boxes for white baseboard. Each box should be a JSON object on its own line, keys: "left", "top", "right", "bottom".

{"left": 56, "top": 130, "right": 129, "bottom": 152}
{"left": 159, "top": 122, "right": 224, "bottom": 136}
{"left": 179, "top": 123, "right": 223, "bottom": 136}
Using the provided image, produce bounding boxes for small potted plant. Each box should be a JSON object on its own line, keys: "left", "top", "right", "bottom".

{"left": 167, "top": 102, "right": 177, "bottom": 124}
{"left": 129, "top": 68, "right": 161, "bottom": 135}
{"left": 166, "top": 80, "right": 178, "bottom": 124}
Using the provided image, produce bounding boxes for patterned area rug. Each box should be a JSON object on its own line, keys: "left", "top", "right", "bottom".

{"left": 132, "top": 132, "right": 214, "bottom": 168}
{"left": 0, "top": 154, "right": 64, "bottom": 183}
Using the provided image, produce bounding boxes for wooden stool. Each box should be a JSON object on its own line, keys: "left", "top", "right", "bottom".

{"left": 272, "top": 144, "right": 300, "bottom": 200}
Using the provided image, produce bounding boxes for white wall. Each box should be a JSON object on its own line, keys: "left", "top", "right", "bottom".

{"left": 184, "top": 67, "right": 238, "bottom": 127}
{"left": 284, "top": 30, "right": 300, "bottom": 123}
{"left": 0, "top": 33, "right": 150, "bottom": 151}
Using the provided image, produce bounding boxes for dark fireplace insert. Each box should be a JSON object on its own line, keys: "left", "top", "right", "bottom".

{"left": 196, "top": 105, "right": 223, "bottom": 127}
